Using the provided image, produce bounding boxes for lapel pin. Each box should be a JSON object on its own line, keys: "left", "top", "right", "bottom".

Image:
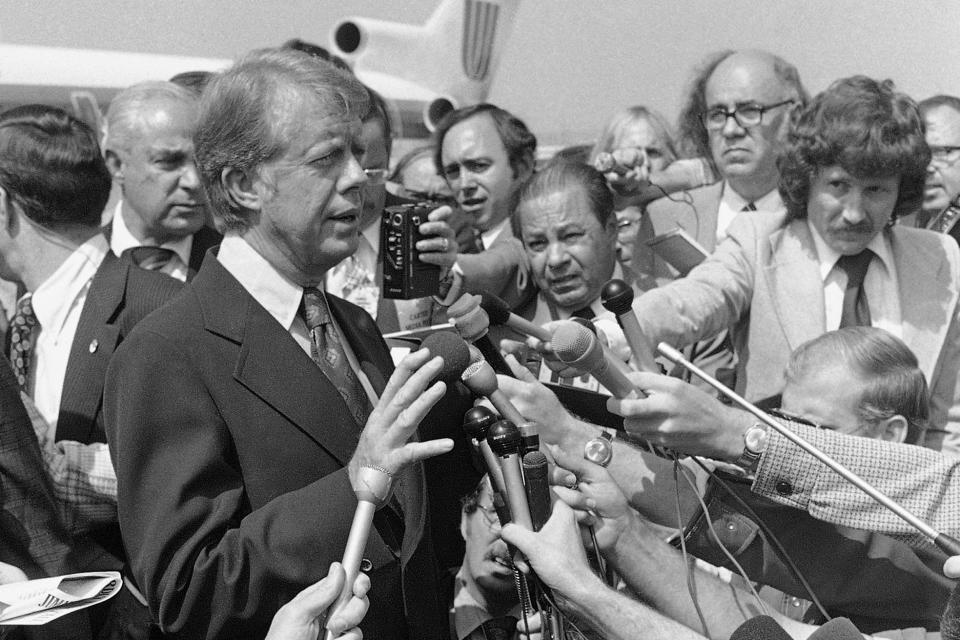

{"left": 89, "top": 339, "right": 99, "bottom": 354}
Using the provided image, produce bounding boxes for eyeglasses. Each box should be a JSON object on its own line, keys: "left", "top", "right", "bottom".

{"left": 703, "top": 99, "right": 795, "bottom": 130}
{"left": 930, "top": 145, "right": 960, "bottom": 165}
{"left": 363, "top": 168, "right": 388, "bottom": 185}
{"left": 475, "top": 503, "right": 502, "bottom": 530}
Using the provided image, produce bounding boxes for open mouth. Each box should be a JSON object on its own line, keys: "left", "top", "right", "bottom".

{"left": 460, "top": 197, "right": 486, "bottom": 211}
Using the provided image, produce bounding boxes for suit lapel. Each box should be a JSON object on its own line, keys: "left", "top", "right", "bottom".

{"left": 693, "top": 182, "right": 723, "bottom": 252}
{"left": 196, "top": 256, "right": 360, "bottom": 466}
{"left": 893, "top": 227, "right": 956, "bottom": 377}
{"left": 764, "top": 220, "right": 825, "bottom": 352}
{"left": 56, "top": 252, "right": 125, "bottom": 443}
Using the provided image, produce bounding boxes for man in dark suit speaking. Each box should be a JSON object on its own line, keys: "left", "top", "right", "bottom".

{"left": 104, "top": 48, "right": 457, "bottom": 639}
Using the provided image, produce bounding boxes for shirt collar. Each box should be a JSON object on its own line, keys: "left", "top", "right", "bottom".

{"left": 451, "top": 567, "right": 523, "bottom": 640}
{"left": 480, "top": 218, "right": 510, "bottom": 250}
{"left": 216, "top": 233, "right": 305, "bottom": 331}
{"left": 807, "top": 219, "right": 894, "bottom": 281}
{"left": 720, "top": 183, "right": 783, "bottom": 213}
{"left": 31, "top": 233, "right": 108, "bottom": 336}
{"left": 110, "top": 199, "right": 193, "bottom": 267}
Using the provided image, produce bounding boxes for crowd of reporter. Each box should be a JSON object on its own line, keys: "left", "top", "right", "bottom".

{"left": 2, "top": 36, "right": 960, "bottom": 640}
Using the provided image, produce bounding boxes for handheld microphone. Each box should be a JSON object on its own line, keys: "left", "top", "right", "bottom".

{"left": 417, "top": 330, "right": 472, "bottom": 382}
{"left": 550, "top": 321, "right": 642, "bottom": 399}
{"left": 728, "top": 615, "right": 792, "bottom": 640}
{"left": 447, "top": 293, "right": 513, "bottom": 376}
{"left": 462, "top": 406, "right": 507, "bottom": 499}
{"left": 323, "top": 466, "right": 393, "bottom": 640}
{"left": 570, "top": 317, "right": 633, "bottom": 377}
{"left": 522, "top": 451, "right": 551, "bottom": 531}
{"left": 461, "top": 356, "right": 527, "bottom": 426}
{"left": 479, "top": 291, "right": 552, "bottom": 342}
{"left": 807, "top": 617, "right": 863, "bottom": 640}
{"left": 600, "top": 279, "right": 659, "bottom": 373}
{"left": 487, "top": 420, "right": 533, "bottom": 531}
{"left": 657, "top": 342, "right": 960, "bottom": 558}
{"left": 518, "top": 421, "right": 540, "bottom": 457}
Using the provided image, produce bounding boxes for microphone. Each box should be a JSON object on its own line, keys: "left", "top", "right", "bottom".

{"left": 600, "top": 279, "right": 659, "bottom": 373}
{"left": 518, "top": 421, "right": 540, "bottom": 457}
{"left": 570, "top": 317, "right": 633, "bottom": 377}
{"left": 522, "top": 451, "right": 551, "bottom": 531}
{"left": 487, "top": 420, "right": 533, "bottom": 531}
{"left": 462, "top": 406, "right": 507, "bottom": 499}
{"left": 417, "top": 330, "right": 472, "bottom": 382}
{"left": 479, "top": 291, "right": 552, "bottom": 342}
{"left": 447, "top": 293, "right": 513, "bottom": 376}
{"left": 550, "top": 321, "right": 642, "bottom": 399}
{"left": 461, "top": 355, "right": 527, "bottom": 426}
{"left": 325, "top": 331, "right": 471, "bottom": 640}
{"left": 807, "top": 618, "right": 863, "bottom": 640}
{"left": 323, "top": 465, "right": 393, "bottom": 640}
{"left": 657, "top": 342, "right": 960, "bottom": 558}
{"left": 729, "top": 615, "right": 792, "bottom": 640}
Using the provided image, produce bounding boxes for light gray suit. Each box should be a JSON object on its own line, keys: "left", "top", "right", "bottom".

{"left": 634, "top": 210, "right": 960, "bottom": 453}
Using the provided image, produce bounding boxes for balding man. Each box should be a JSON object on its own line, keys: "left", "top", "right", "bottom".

{"left": 637, "top": 50, "right": 807, "bottom": 280}
{"left": 103, "top": 81, "right": 220, "bottom": 280}
{"left": 900, "top": 95, "right": 960, "bottom": 245}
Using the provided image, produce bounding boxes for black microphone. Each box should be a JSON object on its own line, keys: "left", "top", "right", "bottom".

{"left": 447, "top": 292, "right": 513, "bottom": 376}
{"left": 479, "top": 291, "right": 551, "bottom": 342}
{"left": 550, "top": 321, "right": 642, "bottom": 398}
{"left": 807, "top": 618, "right": 863, "bottom": 640}
{"left": 462, "top": 406, "right": 507, "bottom": 499}
{"left": 518, "top": 421, "right": 540, "bottom": 457}
{"left": 522, "top": 451, "right": 551, "bottom": 531}
{"left": 417, "top": 330, "right": 472, "bottom": 382}
{"left": 460, "top": 354, "right": 528, "bottom": 426}
{"left": 487, "top": 420, "right": 533, "bottom": 531}
{"left": 601, "top": 279, "right": 659, "bottom": 372}
{"left": 729, "top": 615, "right": 792, "bottom": 640}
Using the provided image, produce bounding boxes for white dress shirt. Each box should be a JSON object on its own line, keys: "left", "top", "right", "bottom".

{"left": 217, "top": 233, "right": 378, "bottom": 403}
{"left": 716, "top": 184, "right": 784, "bottom": 243}
{"left": 808, "top": 221, "right": 902, "bottom": 337}
{"left": 110, "top": 200, "right": 192, "bottom": 282}
{"left": 479, "top": 217, "right": 510, "bottom": 250}
{"left": 31, "top": 233, "right": 108, "bottom": 432}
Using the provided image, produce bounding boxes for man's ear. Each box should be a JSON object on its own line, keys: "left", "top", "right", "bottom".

{"left": 104, "top": 150, "right": 124, "bottom": 185}
{"left": 222, "top": 166, "right": 263, "bottom": 213}
{"left": 0, "top": 187, "right": 14, "bottom": 232}
{"left": 876, "top": 415, "right": 909, "bottom": 443}
{"left": 513, "top": 153, "right": 535, "bottom": 183}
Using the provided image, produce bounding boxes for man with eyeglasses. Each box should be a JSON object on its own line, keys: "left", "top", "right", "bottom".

{"left": 642, "top": 50, "right": 807, "bottom": 278}
{"left": 900, "top": 95, "right": 960, "bottom": 246}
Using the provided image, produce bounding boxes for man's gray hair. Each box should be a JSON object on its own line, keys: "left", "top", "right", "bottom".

{"left": 103, "top": 80, "right": 197, "bottom": 152}
{"left": 193, "top": 47, "right": 368, "bottom": 231}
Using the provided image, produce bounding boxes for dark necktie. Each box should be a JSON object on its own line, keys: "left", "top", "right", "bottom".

{"left": 126, "top": 246, "right": 178, "bottom": 271}
{"left": 571, "top": 305, "right": 596, "bottom": 320}
{"left": 9, "top": 294, "right": 38, "bottom": 391}
{"left": 741, "top": 202, "right": 757, "bottom": 212}
{"left": 301, "top": 288, "right": 372, "bottom": 427}
{"left": 836, "top": 250, "right": 874, "bottom": 327}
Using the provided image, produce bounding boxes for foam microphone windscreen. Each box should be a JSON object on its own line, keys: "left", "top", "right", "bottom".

{"left": 479, "top": 291, "right": 512, "bottom": 326}
{"left": 418, "top": 331, "right": 471, "bottom": 382}
{"left": 806, "top": 618, "right": 863, "bottom": 640}
{"left": 729, "top": 615, "right": 792, "bottom": 640}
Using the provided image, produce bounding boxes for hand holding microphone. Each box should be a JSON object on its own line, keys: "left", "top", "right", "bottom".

{"left": 447, "top": 292, "right": 513, "bottom": 375}
{"left": 600, "top": 279, "right": 659, "bottom": 373}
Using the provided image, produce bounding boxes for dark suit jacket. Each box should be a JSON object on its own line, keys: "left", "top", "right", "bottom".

{"left": 56, "top": 249, "right": 184, "bottom": 446}
{"left": 104, "top": 253, "right": 450, "bottom": 640}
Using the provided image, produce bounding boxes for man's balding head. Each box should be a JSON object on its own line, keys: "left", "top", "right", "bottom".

{"left": 678, "top": 50, "right": 806, "bottom": 202}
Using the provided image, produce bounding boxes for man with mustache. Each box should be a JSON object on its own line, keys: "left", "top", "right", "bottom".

{"left": 631, "top": 75, "right": 960, "bottom": 454}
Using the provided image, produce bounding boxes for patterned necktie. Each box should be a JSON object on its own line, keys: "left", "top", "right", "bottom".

{"left": 9, "top": 294, "right": 38, "bottom": 391}
{"left": 571, "top": 305, "right": 596, "bottom": 320}
{"left": 301, "top": 288, "right": 372, "bottom": 426}
{"left": 126, "top": 246, "right": 178, "bottom": 271}
{"left": 741, "top": 202, "right": 757, "bottom": 212}
{"left": 836, "top": 250, "right": 874, "bottom": 327}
